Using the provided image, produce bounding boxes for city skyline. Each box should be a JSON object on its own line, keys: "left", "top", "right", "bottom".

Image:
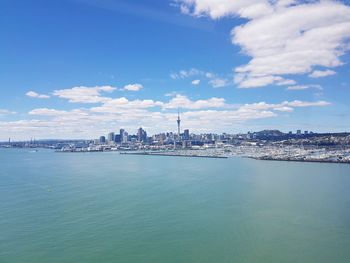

{"left": 1, "top": 0, "right": 350, "bottom": 140}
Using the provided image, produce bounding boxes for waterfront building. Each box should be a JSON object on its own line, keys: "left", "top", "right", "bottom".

{"left": 182, "top": 140, "right": 191, "bottom": 149}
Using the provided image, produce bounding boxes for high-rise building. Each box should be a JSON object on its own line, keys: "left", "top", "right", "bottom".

{"left": 122, "top": 131, "right": 128, "bottom": 143}
{"left": 114, "top": 134, "right": 121, "bottom": 143}
{"left": 99, "top": 136, "right": 106, "bottom": 144}
{"left": 120, "top": 129, "right": 125, "bottom": 142}
{"left": 137, "top": 127, "right": 147, "bottom": 142}
{"left": 184, "top": 129, "right": 190, "bottom": 140}
{"left": 108, "top": 132, "right": 115, "bottom": 142}
{"left": 297, "top": 130, "right": 302, "bottom": 135}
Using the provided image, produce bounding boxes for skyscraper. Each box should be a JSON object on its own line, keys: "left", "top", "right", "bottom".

{"left": 108, "top": 132, "right": 115, "bottom": 142}
{"left": 122, "top": 131, "right": 128, "bottom": 143}
{"left": 184, "top": 129, "right": 190, "bottom": 141}
{"left": 114, "top": 134, "right": 121, "bottom": 143}
{"left": 137, "top": 127, "right": 147, "bottom": 142}
{"left": 120, "top": 129, "right": 125, "bottom": 142}
{"left": 99, "top": 136, "right": 106, "bottom": 144}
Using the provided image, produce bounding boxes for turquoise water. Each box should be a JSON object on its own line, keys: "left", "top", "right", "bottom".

{"left": 1, "top": 148, "right": 350, "bottom": 263}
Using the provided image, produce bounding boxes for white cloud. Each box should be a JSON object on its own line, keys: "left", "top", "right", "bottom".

{"left": 273, "top": 106, "right": 294, "bottom": 112}
{"left": 276, "top": 0, "right": 297, "bottom": 8}
{"left": 209, "top": 78, "right": 228, "bottom": 88}
{"left": 287, "top": 84, "right": 322, "bottom": 91}
{"left": 26, "top": 91, "right": 50, "bottom": 99}
{"left": 123, "top": 83, "right": 143, "bottom": 91}
{"left": 170, "top": 68, "right": 203, "bottom": 79}
{"left": 28, "top": 108, "right": 90, "bottom": 117}
{"left": 53, "top": 85, "right": 116, "bottom": 103}
{"left": 180, "top": 109, "right": 276, "bottom": 130}
{"left": 178, "top": 0, "right": 350, "bottom": 88}
{"left": 235, "top": 74, "right": 296, "bottom": 88}
{"left": 0, "top": 109, "right": 16, "bottom": 115}
{"left": 28, "top": 108, "right": 68, "bottom": 116}
{"left": 177, "top": 0, "right": 272, "bottom": 19}
{"left": 275, "top": 78, "right": 297, "bottom": 86}
{"left": 205, "top": 72, "right": 215, "bottom": 78}
{"left": 171, "top": 68, "right": 232, "bottom": 87}
{"left": 238, "top": 100, "right": 330, "bottom": 112}
{"left": 164, "top": 91, "right": 180, "bottom": 97}
{"left": 309, "top": 69, "right": 337, "bottom": 78}
{"left": 180, "top": 3, "right": 191, "bottom": 14}
{"left": 90, "top": 97, "right": 163, "bottom": 113}
{"left": 233, "top": 1, "right": 350, "bottom": 87}
{"left": 191, "top": 79, "right": 201, "bottom": 85}
{"left": 162, "top": 94, "right": 227, "bottom": 109}
{"left": 285, "top": 100, "right": 330, "bottom": 107}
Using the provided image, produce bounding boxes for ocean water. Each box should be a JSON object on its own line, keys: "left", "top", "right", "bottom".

{"left": 1, "top": 148, "right": 350, "bottom": 263}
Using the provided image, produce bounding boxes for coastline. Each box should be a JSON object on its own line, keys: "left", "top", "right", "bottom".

{"left": 2, "top": 147, "right": 350, "bottom": 163}
{"left": 251, "top": 156, "right": 350, "bottom": 164}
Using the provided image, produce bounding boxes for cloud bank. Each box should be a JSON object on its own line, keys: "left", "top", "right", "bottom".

{"left": 0, "top": 88, "right": 331, "bottom": 139}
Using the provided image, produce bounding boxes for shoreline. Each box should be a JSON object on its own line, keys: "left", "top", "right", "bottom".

{"left": 251, "top": 156, "right": 350, "bottom": 164}
{"left": 2, "top": 147, "right": 350, "bottom": 163}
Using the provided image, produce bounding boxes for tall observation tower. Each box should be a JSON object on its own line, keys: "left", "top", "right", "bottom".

{"left": 177, "top": 108, "right": 181, "bottom": 137}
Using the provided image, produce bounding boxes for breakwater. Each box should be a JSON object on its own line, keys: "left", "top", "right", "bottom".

{"left": 120, "top": 151, "right": 228, "bottom": 159}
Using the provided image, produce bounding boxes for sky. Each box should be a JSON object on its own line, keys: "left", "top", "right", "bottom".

{"left": 1, "top": 0, "right": 350, "bottom": 140}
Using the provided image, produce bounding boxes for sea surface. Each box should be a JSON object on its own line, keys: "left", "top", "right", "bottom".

{"left": 1, "top": 148, "right": 350, "bottom": 263}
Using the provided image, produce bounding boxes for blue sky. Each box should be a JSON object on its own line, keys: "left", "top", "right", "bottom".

{"left": 1, "top": 0, "right": 350, "bottom": 140}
